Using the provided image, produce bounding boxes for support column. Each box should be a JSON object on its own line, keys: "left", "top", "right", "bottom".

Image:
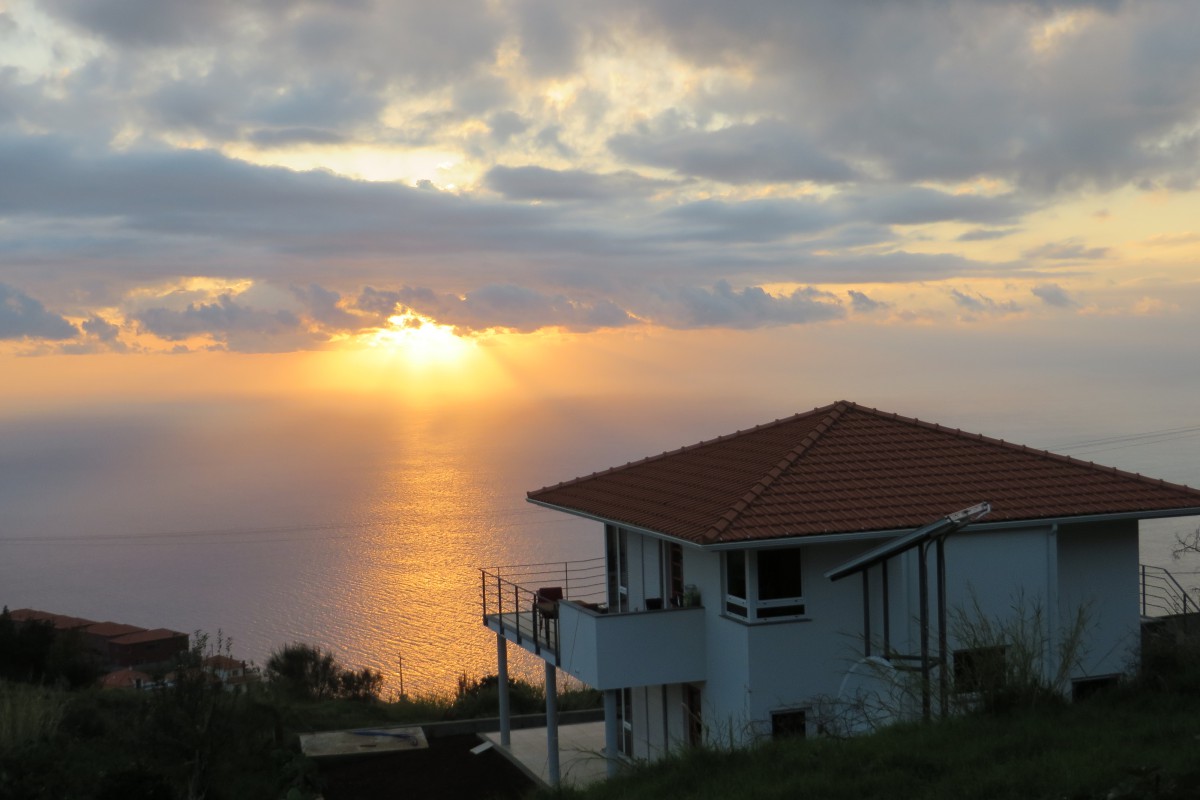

{"left": 545, "top": 661, "right": 560, "bottom": 786}
{"left": 919, "top": 542, "right": 931, "bottom": 722}
{"left": 497, "top": 634, "right": 511, "bottom": 747}
{"left": 604, "top": 689, "right": 620, "bottom": 778}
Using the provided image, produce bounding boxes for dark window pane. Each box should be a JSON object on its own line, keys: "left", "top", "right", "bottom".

{"left": 756, "top": 604, "right": 805, "bottom": 618}
{"left": 771, "top": 709, "right": 807, "bottom": 739}
{"left": 758, "top": 548, "right": 803, "bottom": 600}
{"left": 726, "top": 550, "right": 747, "bottom": 599}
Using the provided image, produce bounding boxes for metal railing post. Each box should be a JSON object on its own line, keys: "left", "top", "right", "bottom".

{"left": 1141, "top": 564, "right": 1147, "bottom": 616}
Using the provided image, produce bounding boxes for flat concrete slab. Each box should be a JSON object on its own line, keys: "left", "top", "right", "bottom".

{"left": 482, "top": 720, "right": 610, "bottom": 789}
{"left": 300, "top": 726, "right": 428, "bottom": 758}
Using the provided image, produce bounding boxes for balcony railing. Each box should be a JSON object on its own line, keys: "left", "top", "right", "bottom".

{"left": 480, "top": 557, "right": 607, "bottom": 660}
{"left": 1140, "top": 564, "right": 1198, "bottom": 617}
{"left": 481, "top": 557, "right": 708, "bottom": 687}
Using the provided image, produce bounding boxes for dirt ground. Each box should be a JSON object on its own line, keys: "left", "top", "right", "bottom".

{"left": 317, "top": 733, "right": 537, "bottom": 800}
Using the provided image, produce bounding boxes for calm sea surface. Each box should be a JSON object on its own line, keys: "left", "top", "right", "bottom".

{"left": 2, "top": 394, "right": 1198, "bottom": 694}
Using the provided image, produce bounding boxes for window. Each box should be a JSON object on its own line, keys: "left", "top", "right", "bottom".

{"left": 953, "top": 645, "right": 1007, "bottom": 694}
{"left": 620, "top": 687, "right": 634, "bottom": 756}
{"left": 756, "top": 548, "right": 804, "bottom": 618}
{"left": 606, "top": 526, "right": 631, "bottom": 612}
{"left": 666, "top": 542, "right": 684, "bottom": 606}
{"left": 1072, "top": 675, "right": 1118, "bottom": 702}
{"left": 725, "top": 550, "right": 748, "bottom": 617}
{"left": 685, "top": 684, "right": 703, "bottom": 747}
{"left": 771, "top": 708, "right": 807, "bottom": 739}
{"left": 724, "top": 548, "right": 806, "bottom": 621}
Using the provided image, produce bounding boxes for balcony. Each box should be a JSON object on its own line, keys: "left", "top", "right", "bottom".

{"left": 481, "top": 558, "right": 707, "bottom": 689}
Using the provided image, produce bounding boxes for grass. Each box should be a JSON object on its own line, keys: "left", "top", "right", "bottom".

{"left": 547, "top": 686, "right": 1200, "bottom": 800}
{"left": 0, "top": 681, "right": 68, "bottom": 754}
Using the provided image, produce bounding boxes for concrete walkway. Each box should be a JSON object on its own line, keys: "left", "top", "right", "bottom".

{"left": 481, "top": 720, "right": 611, "bottom": 789}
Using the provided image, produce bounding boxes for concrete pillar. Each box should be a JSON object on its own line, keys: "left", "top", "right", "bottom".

{"left": 604, "top": 689, "right": 620, "bottom": 778}
{"left": 497, "top": 634, "right": 511, "bottom": 747}
{"left": 545, "top": 661, "right": 560, "bottom": 786}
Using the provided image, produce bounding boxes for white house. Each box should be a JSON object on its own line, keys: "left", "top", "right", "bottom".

{"left": 481, "top": 401, "right": 1200, "bottom": 783}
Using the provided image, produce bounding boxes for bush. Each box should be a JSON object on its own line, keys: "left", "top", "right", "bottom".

{"left": 452, "top": 673, "right": 544, "bottom": 718}
{"left": 266, "top": 643, "right": 383, "bottom": 702}
{"left": 946, "top": 593, "right": 1087, "bottom": 714}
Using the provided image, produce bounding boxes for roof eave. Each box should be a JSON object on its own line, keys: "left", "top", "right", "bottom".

{"left": 527, "top": 499, "right": 1200, "bottom": 549}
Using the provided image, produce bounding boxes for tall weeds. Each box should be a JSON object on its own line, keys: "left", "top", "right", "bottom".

{"left": 0, "top": 681, "right": 67, "bottom": 753}
{"left": 946, "top": 592, "right": 1089, "bottom": 713}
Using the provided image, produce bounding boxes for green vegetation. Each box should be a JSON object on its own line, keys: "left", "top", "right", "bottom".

{"left": 0, "top": 627, "right": 600, "bottom": 799}
{"left": 266, "top": 642, "right": 384, "bottom": 702}
{"left": 548, "top": 689, "right": 1200, "bottom": 800}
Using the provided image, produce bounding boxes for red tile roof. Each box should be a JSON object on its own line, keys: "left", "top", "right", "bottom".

{"left": 85, "top": 621, "right": 147, "bottom": 639}
{"left": 9, "top": 609, "right": 97, "bottom": 630}
{"left": 99, "top": 668, "right": 153, "bottom": 690}
{"left": 528, "top": 401, "right": 1200, "bottom": 544}
{"left": 109, "top": 628, "right": 187, "bottom": 646}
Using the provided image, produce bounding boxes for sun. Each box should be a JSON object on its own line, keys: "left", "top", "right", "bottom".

{"left": 364, "top": 309, "right": 471, "bottom": 365}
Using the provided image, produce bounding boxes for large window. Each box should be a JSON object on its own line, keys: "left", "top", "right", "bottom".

{"left": 606, "top": 526, "right": 631, "bottom": 612}
{"left": 724, "top": 547, "right": 806, "bottom": 621}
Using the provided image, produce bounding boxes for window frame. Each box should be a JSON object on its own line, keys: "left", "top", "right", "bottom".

{"left": 723, "top": 547, "right": 807, "bottom": 622}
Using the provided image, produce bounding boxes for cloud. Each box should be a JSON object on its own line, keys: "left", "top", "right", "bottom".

{"left": 245, "top": 128, "right": 348, "bottom": 148}
{"left": 662, "top": 198, "right": 836, "bottom": 243}
{"left": 957, "top": 227, "right": 1021, "bottom": 242}
{"left": 0, "top": 284, "right": 79, "bottom": 340}
{"left": 290, "top": 284, "right": 360, "bottom": 330}
{"left": 839, "top": 188, "right": 1028, "bottom": 227}
{"left": 847, "top": 290, "right": 888, "bottom": 314}
{"left": 487, "top": 111, "right": 528, "bottom": 144}
{"left": 535, "top": 125, "right": 575, "bottom": 158}
{"left": 646, "top": 281, "right": 844, "bottom": 329}
{"left": 1022, "top": 239, "right": 1110, "bottom": 260}
{"left": 44, "top": 0, "right": 237, "bottom": 48}
{"left": 133, "top": 293, "right": 311, "bottom": 352}
{"left": 1031, "top": 283, "right": 1076, "bottom": 308}
{"left": 950, "top": 289, "right": 1024, "bottom": 319}
{"left": 81, "top": 315, "right": 121, "bottom": 341}
{"left": 609, "top": 119, "right": 856, "bottom": 185}
{"left": 485, "top": 165, "right": 673, "bottom": 202}
{"left": 8, "top": 0, "right": 1200, "bottom": 352}
{"left": 357, "top": 285, "right": 636, "bottom": 334}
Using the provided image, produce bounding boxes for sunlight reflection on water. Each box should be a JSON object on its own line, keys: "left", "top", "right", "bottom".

{"left": 1, "top": 394, "right": 1197, "bottom": 696}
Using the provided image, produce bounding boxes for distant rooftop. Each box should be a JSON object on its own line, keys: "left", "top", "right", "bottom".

{"left": 9, "top": 608, "right": 96, "bottom": 630}
{"left": 109, "top": 627, "right": 187, "bottom": 646}
{"left": 529, "top": 400, "right": 1200, "bottom": 544}
{"left": 85, "top": 621, "right": 147, "bottom": 639}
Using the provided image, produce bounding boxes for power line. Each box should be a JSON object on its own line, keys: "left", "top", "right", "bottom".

{"left": 1050, "top": 425, "right": 1200, "bottom": 458}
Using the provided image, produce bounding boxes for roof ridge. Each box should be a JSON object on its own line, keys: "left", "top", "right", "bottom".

{"left": 701, "top": 400, "right": 854, "bottom": 543}
{"left": 527, "top": 401, "right": 844, "bottom": 498}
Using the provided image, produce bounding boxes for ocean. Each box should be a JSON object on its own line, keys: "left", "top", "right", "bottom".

{"left": 2, "top": 393, "right": 1198, "bottom": 694}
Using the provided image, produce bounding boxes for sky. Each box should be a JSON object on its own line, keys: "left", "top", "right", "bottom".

{"left": 1, "top": 0, "right": 1199, "bottom": 459}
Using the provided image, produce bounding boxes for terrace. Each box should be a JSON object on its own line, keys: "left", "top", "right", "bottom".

{"left": 479, "top": 556, "right": 706, "bottom": 784}
{"left": 480, "top": 557, "right": 706, "bottom": 689}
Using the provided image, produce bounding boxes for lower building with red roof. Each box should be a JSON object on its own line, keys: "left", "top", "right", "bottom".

{"left": 8, "top": 608, "right": 189, "bottom": 671}
{"left": 481, "top": 401, "right": 1200, "bottom": 784}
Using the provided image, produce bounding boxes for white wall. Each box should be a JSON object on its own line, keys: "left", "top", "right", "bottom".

{"left": 1056, "top": 519, "right": 1140, "bottom": 678}
{"left": 602, "top": 519, "right": 1141, "bottom": 754}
